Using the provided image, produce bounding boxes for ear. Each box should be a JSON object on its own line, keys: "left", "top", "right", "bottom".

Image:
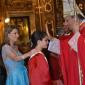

{"left": 8, "top": 34, "right": 10, "bottom": 38}
{"left": 8, "top": 34, "right": 10, "bottom": 37}
{"left": 37, "top": 40, "right": 41, "bottom": 45}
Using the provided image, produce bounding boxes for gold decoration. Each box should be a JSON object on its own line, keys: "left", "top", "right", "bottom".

{"left": 45, "top": 3, "right": 52, "bottom": 12}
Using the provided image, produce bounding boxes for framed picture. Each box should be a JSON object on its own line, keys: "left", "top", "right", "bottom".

{"left": 10, "top": 16, "right": 30, "bottom": 44}
{"left": 10, "top": 16, "right": 31, "bottom": 53}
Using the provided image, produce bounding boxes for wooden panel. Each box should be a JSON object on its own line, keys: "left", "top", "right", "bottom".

{"left": 0, "top": 17, "right": 4, "bottom": 45}
{"left": 53, "top": 0, "right": 63, "bottom": 28}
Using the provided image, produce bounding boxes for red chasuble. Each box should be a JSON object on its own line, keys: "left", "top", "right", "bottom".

{"left": 28, "top": 52, "right": 51, "bottom": 85}
{"left": 59, "top": 21, "right": 85, "bottom": 85}
{"left": 78, "top": 21, "right": 85, "bottom": 85}
{"left": 60, "top": 34, "right": 80, "bottom": 85}
{"left": 78, "top": 35, "right": 85, "bottom": 85}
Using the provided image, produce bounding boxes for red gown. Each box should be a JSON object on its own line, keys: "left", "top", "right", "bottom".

{"left": 59, "top": 21, "right": 85, "bottom": 85}
{"left": 28, "top": 52, "right": 51, "bottom": 85}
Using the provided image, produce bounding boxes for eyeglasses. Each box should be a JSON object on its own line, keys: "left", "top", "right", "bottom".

{"left": 10, "top": 32, "right": 19, "bottom": 35}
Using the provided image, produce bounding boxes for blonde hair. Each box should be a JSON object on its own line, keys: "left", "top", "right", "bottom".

{"left": 4, "top": 25, "right": 18, "bottom": 45}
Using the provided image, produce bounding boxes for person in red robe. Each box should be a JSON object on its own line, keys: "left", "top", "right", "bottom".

{"left": 27, "top": 31, "right": 52, "bottom": 85}
{"left": 60, "top": 14, "right": 85, "bottom": 85}
{"left": 59, "top": 15, "right": 76, "bottom": 85}
{"left": 68, "top": 15, "right": 85, "bottom": 85}
{"left": 78, "top": 34, "right": 85, "bottom": 85}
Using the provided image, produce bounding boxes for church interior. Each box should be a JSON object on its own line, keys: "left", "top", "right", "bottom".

{"left": 0, "top": 0, "right": 85, "bottom": 85}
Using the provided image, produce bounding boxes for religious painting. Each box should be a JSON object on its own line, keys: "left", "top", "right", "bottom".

{"left": 10, "top": 16, "right": 31, "bottom": 53}
{"left": 10, "top": 16, "right": 30, "bottom": 44}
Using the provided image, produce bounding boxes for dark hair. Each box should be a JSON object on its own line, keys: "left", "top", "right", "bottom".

{"left": 31, "top": 31, "right": 47, "bottom": 48}
{"left": 4, "top": 25, "right": 18, "bottom": 45}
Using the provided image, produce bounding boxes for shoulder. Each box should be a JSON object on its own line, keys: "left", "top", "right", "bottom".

{"left": 29, "top": 52, "right": 44, "bottom": 60}
{"left": 2, "top": 44, "right": 12, "bottom": 54}
{"left": 2, "top": 44, "right": 10, "bottom": 50}
{"left": 1, "top": 45, "right": 10, "bottom": 56}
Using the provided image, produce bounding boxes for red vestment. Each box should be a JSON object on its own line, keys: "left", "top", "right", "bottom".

{"left": 80, "top": 22, "right": 85, "bottom": 36}
{"left": 60, "top": 34, "right": 80, "bottom": 85}
{"left": 78, "top": 21, "right": 85, "bottom": 85}
{"left": 60, "top": 21, "right": 85, "bottom": 85}
{"left": 78, "top": 35, "right": 85, "bottom": 85}
{"left": 28, "top": 52, "right": 51, "bottom": 85}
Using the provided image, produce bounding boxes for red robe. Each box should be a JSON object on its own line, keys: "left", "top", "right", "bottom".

{"left": 78, "top": 35, "right": 85, "bottom": 85}
{"left": 60, "top": 21, "right": 85, "bottom": 85}
{"left": 28, "top": 52, "right": 51, "bottom": 85}
{"left": 60, "top": 34, "right": 80, "bottom": 85}
{"left": 48, "top": 53, "right": 62, "bottom": 80}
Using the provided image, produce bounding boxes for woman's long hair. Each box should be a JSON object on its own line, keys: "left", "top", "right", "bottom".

{"left": 31, "top": 31, "right": 47, "bottom": 49}
{"left": 4, "top": 25, "right": 18, "bottom": 45}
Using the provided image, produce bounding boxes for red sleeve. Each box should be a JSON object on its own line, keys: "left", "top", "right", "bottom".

{"left": 28, "top": 53, "right": 51, "bottom": 85}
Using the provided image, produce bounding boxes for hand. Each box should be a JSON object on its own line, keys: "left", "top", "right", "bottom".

{"left": 57, "top": 80, "right": 63, "bottom": 85}
{"left": 45, "top": 23, "right": 48, "bottom": 32}
{"left": 29, "top": 49, "right": 38, "bottom": 56}
{"left": 72, "top": 20, "right": 80, "bottom": 33}
{"left": 52, "top": 80, "right": 63, "bottom": 85}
